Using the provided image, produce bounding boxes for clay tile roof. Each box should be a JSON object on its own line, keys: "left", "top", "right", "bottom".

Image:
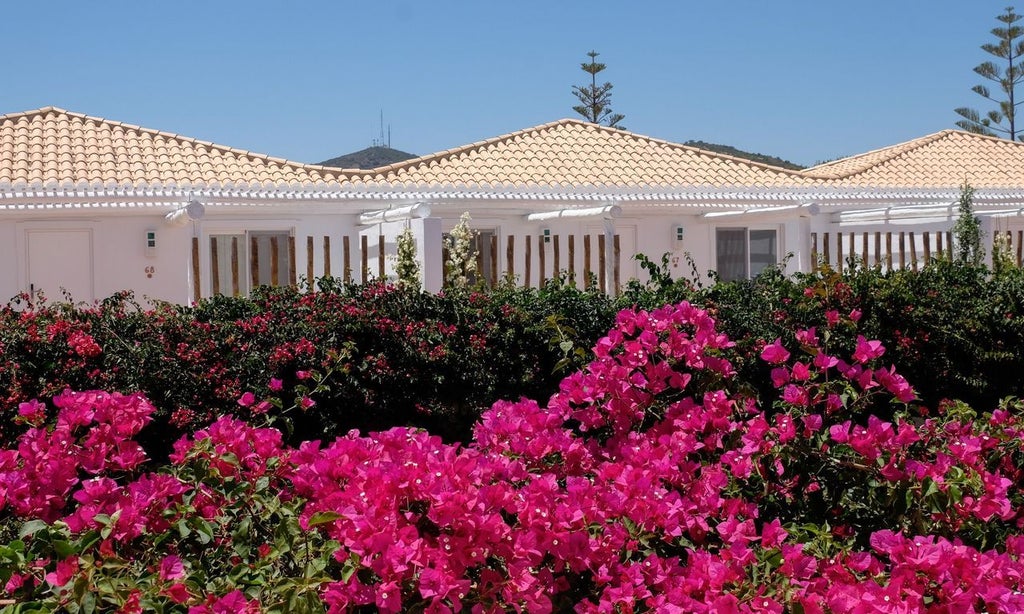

{"left": 802, "top": 130, "right": 1024, "bottom": 189}
{"left": 0, "top": 106, "right": 355, "bottom": 189}
{"left": 353, "top": 119, "right": 812, "bottom": 189}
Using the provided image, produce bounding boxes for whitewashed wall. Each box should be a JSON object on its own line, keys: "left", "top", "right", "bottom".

{"left": 2, "top": 215, "right": 193, "bottom": 305}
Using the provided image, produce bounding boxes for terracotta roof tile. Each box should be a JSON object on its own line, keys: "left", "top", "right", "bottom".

{"left": 0, "top": 106, "right": 355, "bottom": 189}
{"left": 802, "top": 130, "right": 1024, "bottom": 189}
{"left": 351, "top": 119, "right": 812, "bottom": 189}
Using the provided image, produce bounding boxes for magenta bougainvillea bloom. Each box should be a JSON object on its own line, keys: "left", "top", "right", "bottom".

{"left": 1, "top": 302, "right": 1023, "bottom": 612}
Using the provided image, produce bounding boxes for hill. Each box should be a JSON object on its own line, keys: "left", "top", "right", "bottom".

{"left": 683, "top": 140, "right": 805, "bottom": 170}
{"left": 318, "top": 146, "right": 417, "bottom": 170}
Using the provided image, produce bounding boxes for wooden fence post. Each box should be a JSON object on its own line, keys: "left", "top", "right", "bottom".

{"left": 811, "top": 232, "right": 818, "bottom": 272}
{"left": 306, "top": 236, "right": 315, "bottom": 291}
{"left": 584, "top": 235, "right": 593, "bottom": 287}
{"left": 598, "top": 234, "right": 607, "bottom": 294}
{"left": 613, "top": 234, "right": 621, "bottom": 295}
{"left": 506, "top": 235, "right": 515, "bottom": 282}
{"left": 568, "top": 234, "right": 576, "bottom": 285}
{"left": 539, "top": 234, "right": 547, "bottom": 286}
{"left": 231, "top": 237, "right": 240, "bottom": 296}
{"left": 324, "top": 236, "right": 333, "bottom": 279}
{"left": 210, "top": 237, "right": 220, "bottom": 296}
{"left": 270, "top": 236, "right": 280, "bottom": 286}
{"left": 288, "top": 236, "right": 297, "bottom": 286}
{"left": 909, "top": 232, "right": 917, "bottom": 272}
{"left": 378, "top": 234, "right": 385, "bottom": 279}
{"left": 192, "top": 237, "right": 201, "bottom": 301}
{"left": 898, "top": 232, "right": 905, "bottom": 270}
{"left": 885, "top": 233, "right": 893, "bottom": 271}
{"left": 553, "top": 235, "right": 560, "bottom": 279}
{"left": 525, "top": 235, "right": 532, "bottom": 288}
{"left": 250, "top": 236, "right": 260, "bottom": 289}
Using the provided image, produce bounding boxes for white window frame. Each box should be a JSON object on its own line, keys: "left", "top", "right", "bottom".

{"left": 715, "top": 226, "right": 780, "bottom": 281}
{"left": 202, "top": 223, "right": 295, "bottom": 297}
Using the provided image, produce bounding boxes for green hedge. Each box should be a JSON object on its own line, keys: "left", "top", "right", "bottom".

{"left": 2, "top": 259, "right": 1024, "bottom": 460}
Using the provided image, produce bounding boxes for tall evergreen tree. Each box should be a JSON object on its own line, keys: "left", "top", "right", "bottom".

{"left": 572, "top": 50, "right": 625, "bottom": 128}
{"left": 955, "top": 6, "right": 1024, "bottom": 140}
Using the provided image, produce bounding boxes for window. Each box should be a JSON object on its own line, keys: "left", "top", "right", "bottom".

{"left": 716, "top": 228, "right": 778, "bottom": 282}
{"left": 209, "top": 231, "right": 293, "bottom": 296}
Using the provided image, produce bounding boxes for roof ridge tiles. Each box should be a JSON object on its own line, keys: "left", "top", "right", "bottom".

{"left": 0, "top": 105, "right": 356, "bottom": 180}
{"left": 801, "top": 130, "right": 957, "bottom": 179}
{"left": 365, "top": 118, "right": 808, "bottom": 179}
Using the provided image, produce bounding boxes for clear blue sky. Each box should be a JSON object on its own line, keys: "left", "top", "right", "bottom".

{"left": 3, "top": 1, "right": 1012, "bottom": 167}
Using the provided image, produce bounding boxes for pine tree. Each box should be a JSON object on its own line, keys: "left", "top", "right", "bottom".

{"left": 572, "top": 50, "right": 625, "bottom": 128}
{"left": 955, "top": 6, "right": 1024, "bottom": 140}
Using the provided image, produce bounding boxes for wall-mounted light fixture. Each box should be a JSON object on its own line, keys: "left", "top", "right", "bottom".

{"left": 165, "top": 199, "right": 206, "bottom": 227}
{"left": 542, "top": 228, "right": 551, "bottom": 243}
{"left": 673, "top": 224, "right": 684, "bottom": 242}
{"left": 145, "top": 229, "right": 157, "bottom": 257}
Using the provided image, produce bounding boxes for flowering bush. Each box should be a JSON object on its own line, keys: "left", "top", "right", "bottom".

{"left": 2, "top": 301, "right": 1023, "bottom": 612}
{"left": 0, "top": 280, "right": 615, "bottom": 456}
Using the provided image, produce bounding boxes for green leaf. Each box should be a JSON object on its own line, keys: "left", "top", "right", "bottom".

{"left": 18, "top": 520, "right": 48, "bottom": 540}
{"left": 306, "top": 511, "right": 343, "bottom": 527}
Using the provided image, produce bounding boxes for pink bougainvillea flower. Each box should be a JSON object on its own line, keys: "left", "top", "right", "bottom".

{"left": 119, "top": 590, "right": 142, "bottom": 614}
{"left": 163, "top": 583, "right": 190, "bottom": 604}
{"left": 760, "top": 338, "right": 790, "bottom": 364}
{"left": 825, "top": 310, "right": 840, "bottom": 326}
{"left": 299, "top": 396, "right": 316, "bottom": 411}
{"left": 17, "top": 399, "right": 46, "bottom": 425}
{"left": 852, "top": 335, "right": 886, "bottom": 364}
{"left": 237, "top": 392, "right": 255, "bottom": 407}
{"left": 268, "top": 378, "right": 283, "bottom": 391}
{"left": 44, "top": 556, "right": 79, "bottom": 587}
{"left": 158, "top": 554, "right": 184, "bottom": 581}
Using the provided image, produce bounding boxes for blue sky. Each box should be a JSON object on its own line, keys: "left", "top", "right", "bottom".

{"left": 3, "top": 1, "right": 1011, "bottom": 167}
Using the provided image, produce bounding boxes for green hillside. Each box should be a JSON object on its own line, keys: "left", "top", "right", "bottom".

{"left": 318, "top": 146, "right": 418, "bottom": 170}
{"left": 683, "top": 140, "right": 805, "bottom": 170}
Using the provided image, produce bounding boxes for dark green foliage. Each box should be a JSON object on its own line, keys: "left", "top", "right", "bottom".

{"left": 683, "top": 139, "right": 806, "bottom": 170}
{"left": 0, "top": 279, "right": 616, "bottom": 459}
{"left": 317, "top": 146, "right": 417, "bottom": 169}
{"left": 4, "top": 258, "right": 1024, "bottom": 466}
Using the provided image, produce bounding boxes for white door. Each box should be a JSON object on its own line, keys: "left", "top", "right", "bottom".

{"left": 26, "top": 229, "right": 95, "bottom": 303}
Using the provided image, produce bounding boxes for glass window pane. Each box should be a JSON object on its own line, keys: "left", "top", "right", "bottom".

{"left": 749, "top": 230, "right": 778, "bottom": 277}
{"left": 716, "top": 228, "right": 748, "bottom": 282}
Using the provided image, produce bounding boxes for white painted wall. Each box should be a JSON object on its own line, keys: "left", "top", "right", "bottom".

{"left": 10, "top": 200, "right": 973, "bottom": 309}
{"left": 4, "top": 216, "right": 193, "bottom": 306}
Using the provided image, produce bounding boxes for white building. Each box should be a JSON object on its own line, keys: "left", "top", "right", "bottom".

{"left": 2, "top": 106, "right": 1024, "bottom": 305}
